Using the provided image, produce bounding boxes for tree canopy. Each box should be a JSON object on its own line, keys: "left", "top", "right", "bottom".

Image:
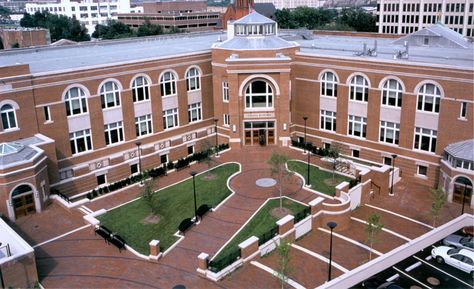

{"left": 275, "top": 7, "right": 377, "bottom": 32}
{"left": 92, "top": 19, "right": 180, "bottom": 39}
{"left": 0, "top": 6, "right": 12, "bottom": 23}
{"left": 20, "top": 11, "right": 90, "bottom": 42}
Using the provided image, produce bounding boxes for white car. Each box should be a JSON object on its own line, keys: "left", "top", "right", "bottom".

{"left": 431, "top": 246, "right": 474, "bottom": 277}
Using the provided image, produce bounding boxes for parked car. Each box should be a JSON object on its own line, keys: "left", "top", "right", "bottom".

{"left": 443, "top": 234, "right": 474, "bottom": 251}
{"left": 431, "top": 246, "right": 474, "bottom": 277}
{"left": 463, "top": 226, "right": 474, "bottom": 236}
{"left": 362, "top": 277, "right": 403, "bottom": 289}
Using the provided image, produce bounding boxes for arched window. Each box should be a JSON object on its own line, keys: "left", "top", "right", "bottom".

{"left": 100, "top": 81, "right": 121, "bottom": 109}
{"left": 321, "top": 72, "right": 338, "bottom": 97}
{"left": 417, "top": 83, "right": 441, "bottom": 113}
{"left": 382, "top": 79, "right": 403, "bottom": 107}
{"left": 65, "top": 87, "right": 88, "bottom": 116}
{"left": 131, "top": 76, "right": 150, "bottom": 102}
{"left": 245, "top": 80, "right": 273, "bottom": 109}
{"left": 1, "top": 104, "right": 17, "bottom": 130}
{"left": 160, "top": 71, "right": 177, "bottom": 97}
{"left": 349, "top": 75, "right": 369, "bottom": 102}
{"left": 186, "top": 67, "right": 200, "bottom": 92}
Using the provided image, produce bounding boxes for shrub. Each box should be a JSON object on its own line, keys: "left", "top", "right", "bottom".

{"left": 197, "top": 204, "right": 210, "bottom": 218}
{"left": 178, "top": 218, "right": 194, "bottom": 234}
{"left": 167, "top": 161, "right": 175, "bottom": 170}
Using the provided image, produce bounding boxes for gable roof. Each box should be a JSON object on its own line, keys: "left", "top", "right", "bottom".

{"left": 234, "top": 11, "right": 275, "bottom": 25}
{"left": 393, "top": 23, "right": 471, "bottom": 49}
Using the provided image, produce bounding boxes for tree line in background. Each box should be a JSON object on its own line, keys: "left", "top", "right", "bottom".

{"left": 275, "top": 7, "right": 377, "bottom": 32}
{"left": 92, "top": 19, "right": 182, "bottom": 39}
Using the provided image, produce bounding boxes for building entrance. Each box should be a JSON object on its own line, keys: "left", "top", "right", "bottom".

{"left": 452, "top": 176, "right": 472, "bottom": 205}
{"left": 244, "top": 121, "right": 275, "bottom": 146}
{"left": 12, "top": 185, "right": 36, "bottom": 218}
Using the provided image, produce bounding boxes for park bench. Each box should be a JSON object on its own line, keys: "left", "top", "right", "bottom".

{"left": 95, "top": 225, "right": 112, "bottom": 243}
{"left": 109, "top": 234, "right": 126, "bottom": 252}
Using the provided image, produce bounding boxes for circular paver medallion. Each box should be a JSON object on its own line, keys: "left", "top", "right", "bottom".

{"left": 427, "top": 277, "right": 440, "bottom": 286}
{"left": 256, "top": 178, "right": 277, "bottom": 187}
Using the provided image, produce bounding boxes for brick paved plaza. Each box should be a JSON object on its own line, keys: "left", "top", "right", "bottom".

{"left": 9, "top": 147, "right": 473, "bottom": 289}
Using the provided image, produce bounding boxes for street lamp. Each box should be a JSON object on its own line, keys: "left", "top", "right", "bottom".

{"left": 389, "top": 154, "right": 397, "bottom": 196}
{"left": 306, "top": 142, "right": 312, "bottom": 187}
{"left": 214, "top": 118, "right": 219, "bottom": 157}
{"left": 190, "top": 171, "right": 198, "bottom": 221}
{"left": 135, "top": 141, "right": 143, "bottom": 185}
{"left": 327, "top": 221, "right": 337, "bottom": 282}
{"left": 303, "top": 116, "right": 308, "bottom": 153}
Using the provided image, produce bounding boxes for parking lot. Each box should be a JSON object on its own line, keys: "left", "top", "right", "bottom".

{"left": 352, "top": 229, "right": 474, "bottom": 289}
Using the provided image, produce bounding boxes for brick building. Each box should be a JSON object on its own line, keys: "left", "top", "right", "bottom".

{"left": 0, "top": 28, "right": 50, "bottom": 50}
{"left": 0, "top": 12, "right": 472, "bottom": 221}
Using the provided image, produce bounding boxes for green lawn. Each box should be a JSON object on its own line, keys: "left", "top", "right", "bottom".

{"left": 98, "top": 163, "right": 239, "bottom": 254}
{"left": 211, "top": 198, "right": 308, "bottom": 268}
{"left": 287, "top": 160, "right": 352, "bottom": 196}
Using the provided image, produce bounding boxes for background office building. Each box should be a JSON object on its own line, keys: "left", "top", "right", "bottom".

{"left": 377, "top": 0, "right": 474, "bottom": 37}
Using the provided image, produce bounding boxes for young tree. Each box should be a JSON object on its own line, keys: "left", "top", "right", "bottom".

{"left": 268, "top": 152, "right": 293, "bottom": 209}
{"left": 429, "top": 187, "right": 447, "bottom": 227}
{"left": 200, "top": 140, "right": 215, "bottom": 175}
{"left": 275, "top": 239, "right": 292, "bottom": 289}
{"left": 328, "top": 142, "right": 341, "bottom": 181}
{"left": 141, "top": 180, "right": 158, "bottom": 215}
{"left": 365, "top": 212, "right": 383, "bottom": 261}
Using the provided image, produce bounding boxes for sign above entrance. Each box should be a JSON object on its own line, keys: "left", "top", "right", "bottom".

{"left": 244, "top": 112, "right": 275, "bottom": 119}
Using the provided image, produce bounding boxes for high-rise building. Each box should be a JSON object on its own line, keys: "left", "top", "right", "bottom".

{"left": 377, "top": 0, "right": 474, "bottom": 37}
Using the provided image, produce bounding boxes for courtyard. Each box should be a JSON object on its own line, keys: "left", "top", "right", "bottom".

{"left": 8, "top": 146, "right": 474, "bottom": 289}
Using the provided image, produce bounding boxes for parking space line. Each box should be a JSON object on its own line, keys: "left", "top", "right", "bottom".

{"left": 33, "top": 224, "right": 91, "bottom": 248}
{"left": 393, "top": 266, "right": 432, "bottom": 289}
{"left": 250, "top": 261, "right": 306, "bottom": 289}
{"left": 291, "top": 244, "right": 349, "bottom": 273}
{"left": 318, "top": 227, "right": 382, "bottom": 256}
{"left": 364, "top": 204, "right": 434, "bottom": 229}
{"left": 413, "top": 255, "right": 473, "bottom": 287}
{"left": 351, "top": 217, "right": 412, "bottom": 241}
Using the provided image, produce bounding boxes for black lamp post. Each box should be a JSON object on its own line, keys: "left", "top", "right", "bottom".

{"left": 303, "top": 116, "right": 308, "bottom": 153}
{"left": 135, "top": 141, "right": 143, "bottom": 185}
{"left": 389, "top": 154, "right": 397, "bottom": 196}
{"left": 190, "top": 171, "right": 198, "bottom": 221}
{"left": 306, "top": 142, "right": 312, "bottom": 187}
{"left": 327, "top": 221, "right": 337, "bottom": 282}
{"left": 214, "top": 118, "right": 219, "bottom": 157}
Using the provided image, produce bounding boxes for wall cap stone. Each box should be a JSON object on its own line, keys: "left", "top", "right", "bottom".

{"left": 238, "top": 236, "right": 259, "bottom": 249}
{"left": 276, "top": 214, "right": 294, "bottom": 226}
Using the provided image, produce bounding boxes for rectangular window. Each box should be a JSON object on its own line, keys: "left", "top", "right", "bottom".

{"left": 69, "top": 129, "right": 92, "bottom": 155}
{"left": 222, "top": 81, "right": 229, "bottom": 102}
{"left": 188, "top": 103, "right": 202, "bottom": 123}
{"left": 130, "top": 163, "right": 139, "bottom": 175}
{"left": 414, "top": 127, "right": 437, "bottom": 153}
{"left": 59, "top": 169, "right": 73, "bottom": 180}
{"left": 417, "top": 165, "right": 428, "bottom": 176}
{"left": 324, "top": 143, "right": 331, "bottom": 150}
{"left": 163, "top": 108, "right": 178, "bottom": 129}
{"left": 320, "top": 110, "right": 336, "bottom": 132}
{"left": 380, "top": 121, "right": 400, "bottom": 145}
{"left": 348, "top": 115, "right": 367, "bottom": 138}
{"left": 352, "top": 149, "right": 360, "bottom": 158}
{"left": 187, "top": 145, "right": 194, "bottom": 155}
{"left": 460, "top": 102, "right": 467, "bottom": 119}
{"left": 44, "top": 106, "right": 51, "bottom": 122}
{"left": 97, "top": 174, "right": 107, "bottom": 186}
{"left": 104, "top": 121, "right": 124, "bottom": 145}
{"left": 384, "top": 157, "right": 392, "bottom": 166}
{"left": 160, "top": 154, "right": 168, "bottom": 164}
{"left": 135, "top": 114, "right": 152, "bottom": 137}
{"left": 223, "top": 114, "right": 230, "bottom": 126}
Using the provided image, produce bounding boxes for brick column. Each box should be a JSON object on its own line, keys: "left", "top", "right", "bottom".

{"left": 238, "top": 236, "right": 259, "bottom": 260}
{"left": 149, "top": 240, "right": 160, "bottom": 261}
{"left": 197, "top": 252, "right": 209, "bottom": 275}
{"left": 335, "top": 181, "right": 350, "bottom": 197}
{"left": 309, "top": 197, "right": 325, "bottom": 215}
{"left": 276, "top": 215, "right": 295, "bottom": 241}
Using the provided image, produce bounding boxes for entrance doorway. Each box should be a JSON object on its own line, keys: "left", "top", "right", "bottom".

{"left": 452, "top": 176, "right": 472, "bottom": 205}
{"left": 12, "top": 184, "right": 36, "bottom": 218}
{"left": 244, "top": 121, "right": 275, "bottom": 146}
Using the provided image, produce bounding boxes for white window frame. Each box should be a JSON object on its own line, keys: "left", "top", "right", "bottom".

{"left": 348, "top": 115, "right": 367, "bottom": 138}
{"left": 163, "top": 108, "right": 179, "bottom": 129}
{"left": 417, "top": 83, "right": 441, "bottom": 113}
{"left": 245, "top": 80, "right": 273, "bottom": 109}
{"left": 100, "top": 81, "right": 121, "bottom": 109}
{"left": 0, "top": 104, "right": 17, "bottom": 130}
{"left": 460, "top": 102, "right": 467, "bottom": 119}
{"left": 349, "top": 75, "right": 369, "bottom": 102}
{"left": 188, "top": 102, "right": 202, "bottom": 123}
{"left": 186, "top": 67, "right": 201, "bottom": 92}
{"left": 414, "top": 127, "right": 437, "bottom": 153}
{"left": 43, "top": 106, "right": 51, "bottom": 122}
{"left": 65, "top": 87, "right": 88, "bottom": 116}
{"left": 160, "top": 71, "right": 177, "bottom": 97}
{"left": 104, "top": 121, "right": 124, "bottom": 145}
{"left": 223, "top": 114, "right": 230, "bottom": 126}
{"left": 379, "top": 121, "right": 400, "bottom": 145}
{"left": 132, "top": 76, "right": 150, "bottom": 102}
{"left": 222, "top": 81, "right": 229, "bottom": 102}
{"left": 417, "top": 165, "right": 428, "bottom": 176}
{"left": 135, "top": 114, "right": 152, "bottom": 137}
{"left": 69, "top": 129, "right": 92, "bottom": 155}
{"left": 382, "top": 79, "right": 403, "bottom": 107}
{"left": 320, "top": 71, "right": 338, "bottom": 98}
{"left": 320, "top": 110, "right": 336, "bottom": 132}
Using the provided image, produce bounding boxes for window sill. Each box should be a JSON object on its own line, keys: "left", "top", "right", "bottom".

{"left": 102, "top": 106, "right": 122, "bottom": 112}
{"left": 244, "top": 108, "right": 275, "bottom": 112}
{"left": 349, "top": 100, "right": 368, "bottom": 104}
{"left": 67, "top": 113, "right": 89, "bottom": 119}
{"left": 133, "top": 99, "right": 151, "bottom": 104}
{"left": 44, "top": 121, "right": 54, "bottom": 125}
{"left": 106, "top": 141, "right": 125, "bottom": 148}
{"left": 381, "top": 105, "right": 401, "bottom": 109}
{"left": 320, "top": 95, "right": 337, "bottom": 99}
{"left": 415, "top": 110, "right": 439, "bottom": 116}
{"left": 162, "top": 94, "right": 178, "bottom": 98}
{"left": 415, "top": 174, "right": 428, "bottom": 180}
{"left": 0, "top": 128, "right": 20, "bottom": 134}
{"left": 457, "top": 117, "right": 467, "bottom": 121}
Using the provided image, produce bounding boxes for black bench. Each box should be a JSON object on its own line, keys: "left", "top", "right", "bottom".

{"left": 95, "top": 226, "right": 112, "bottom": 243}
{"left": 178, "top": 218, "right": 194, "bottom": 235}
{"left": 109, "top": 234, "right": 126, "bottom": 252}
